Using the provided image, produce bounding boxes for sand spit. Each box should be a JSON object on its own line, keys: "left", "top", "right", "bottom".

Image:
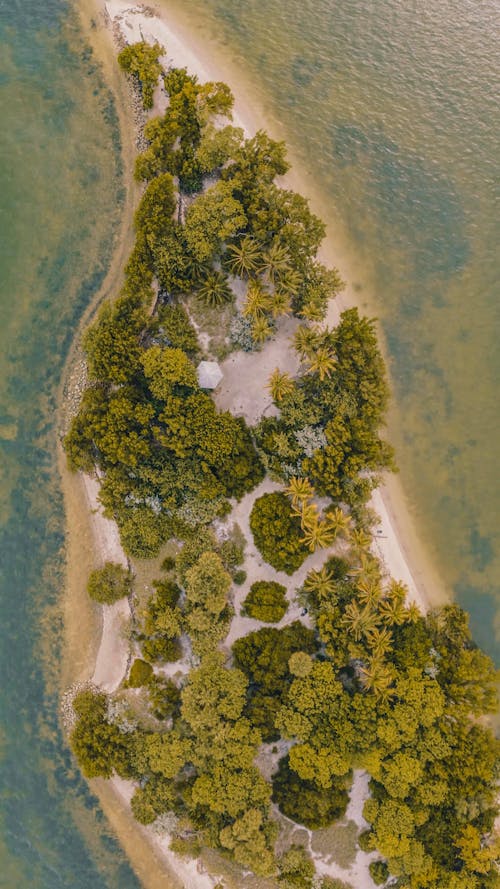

{"left": 61, "top": 3, "right": 450, "bottom": 887}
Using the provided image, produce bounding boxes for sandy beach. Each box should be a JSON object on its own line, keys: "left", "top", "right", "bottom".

{"left": 61, "top": 2, "right": 451, "bottom": 887}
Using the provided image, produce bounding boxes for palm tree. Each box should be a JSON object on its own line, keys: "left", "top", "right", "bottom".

{"left": 277, "top": 267, "right": 302, "bottom": 295}
{"left": 300, "top": 297, "right": 326, "bottom": 323}
{"left": 243, "top": 281, "right": 270, "bottom": 319}
{"left": 349, "top": 527, "right": 372, "bottom": 557}
{"left": 404, "top": 602, "right": 421, "bottom": 624}
{"left": 293, "top": 324, "right": 321, "bottom": 359}
{"left": 378, "top": 595, "right": 407, "bottom": 627}
{"left": 225, "top": 236, "right": 261, "bottom": 278}
{"left": 251, "top": 316, "right": 273, "bottom": 344}
{"left": 359, "top": 657, "right": 394, "bottom": 697}
{"left": 387, "top": 579, "right": 408, "bottom": 604}
{"left": 257, "top": 241, "right": 291, "bottom": 284}
{"left": 357, "top": 579, "right": 383, "bottom": 609}
{"left": 269, "top": 288, "right": 292, "bottom": 319}
{"left": 306, "top": 346, "right": 336, "bottom": 381}
{"left": 365, "top": 625, "right": 393, "bottom": 659}
{"left": 285, "top": 475, "right": 314, "bottom": 506}
{"left": 196, "top": 271, "right": 233, "bottom": 308}
{"left": 349, "top": 552, "right": 381, "bottom": 585}
{"left": 267, "top": 368, "right": 295, "bottom": 403}
{"left": 326, "top": 506, "right": 352, "bottom": 539}
{"left": 292, "top": 500, "right": 320, "bottom": 530}
{"left": 302, "top": 518, "right": 337, "bottom": 552}
{"left": 303, "top": 565, "right": 336, "bottom": 600}
{"left": 342, "top": 601, "right": 377, "bottom": 642}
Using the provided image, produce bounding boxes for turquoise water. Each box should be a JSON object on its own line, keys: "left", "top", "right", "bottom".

{"left": 167, "top": 0, "right": 500, "bottom": 658}
{"left": 0, "top": 2, "right": 140, "bottom": 886}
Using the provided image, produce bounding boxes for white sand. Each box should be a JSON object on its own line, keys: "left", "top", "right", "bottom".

{"left": 81, "top": 473, "right": 131, "bottom": 692}
{"left": 76, "top": 4, "right": 447, "bottom": 886}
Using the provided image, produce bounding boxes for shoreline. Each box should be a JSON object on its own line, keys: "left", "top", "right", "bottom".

{"left": 61, "top": 2, "right": 450, "bottom": 887}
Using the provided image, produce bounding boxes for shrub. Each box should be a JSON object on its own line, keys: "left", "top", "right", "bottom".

{"left": 272, "top": 755, "right": 349, "bottom": 829}
{"left": 249, "top": 492, "right": 308, "bottom": 574}
{"left": 357, "top": 829, "right": 373, "bottom": 852}
{"left": 243, "top": 581, "right": 287, "bottom": 623}
{"left": 161, "top": 555, "right": 176, "bottom": 572}
{"left": 87, "top": 562, "right": 130, "bottom": 604}
{"left": 369, "top": 861, "right": 389, "bottom": 885}
{"left": 127, "top": 658, "right": 154, "bottom": 687}
{"left": 233, "top": 569, "right": 247, "bottom": 586}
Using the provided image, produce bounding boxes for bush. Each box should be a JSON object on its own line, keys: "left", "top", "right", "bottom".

{"left": 233, "top": 569, "right": 247, "bottom": 586}
{"left": 369, "top": 861, "right": 389, "bottom": 885}
{"left": 87, "top": 562, "right": 130, "bottom": 604}
{"left": 243, "top": 581, "right": 288, "bottom": 623}
{"left": 272, "top": 755, "right": 349, "bottom": 829}
{"left": 250, "top": 492, "right": 309, "bottom": 574}
{"left": 357, "top": 829, "right": 373, "bottom": 852}
{"left": 127, "top": 658, "right": 153, "bottom": 687}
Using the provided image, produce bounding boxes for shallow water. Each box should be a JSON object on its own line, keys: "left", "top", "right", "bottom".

{"left": 167, "top": 0, "right": 500, "bottom": 657}
{"left": 0, "top": 2, "right": 140, "bottom": 886}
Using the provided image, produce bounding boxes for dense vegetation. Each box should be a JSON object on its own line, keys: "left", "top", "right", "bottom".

{"left": 67, "top": 42, "right": 500, "bottom": 889}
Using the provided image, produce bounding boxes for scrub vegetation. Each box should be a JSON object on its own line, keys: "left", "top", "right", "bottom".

{"left": 67, "top": 42, "right": 500, "bottom": 888}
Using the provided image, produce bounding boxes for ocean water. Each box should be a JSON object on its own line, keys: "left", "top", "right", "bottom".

{"left": 0, "top": 0, "right": 498, "bottom": 887}
{"left": 0, "top": 1, "right": 140, "bottom": 886}
{"left": 167, "top": 0, "right": 500, "bottom": 658}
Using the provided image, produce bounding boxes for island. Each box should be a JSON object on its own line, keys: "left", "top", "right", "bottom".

{"left": 61, "top": 5, "right": 500, "bottom": 889}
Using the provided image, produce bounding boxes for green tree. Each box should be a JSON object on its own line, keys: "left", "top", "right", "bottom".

{"left": 225, "top": 235, "right": 262, "bottom": 278}
{"left": 250, "top": 492, "right": 309, "bottom": 574}
{"left": 184, "top": 180, "right": 246, "bottom": 263}
{"left": 87, "top": 562, "right": 130, "bottom": 605}
{"left": 196, "top": 270, "right": 233, "bottom": 307}
{"left": 242, "top": 580, "right": 288, "bottom": 623}
{"left": 118, "top": 41, "right": 163, "bottom": 109}
{"left": 272, "top": 755, "right": 349, "bottom": 829}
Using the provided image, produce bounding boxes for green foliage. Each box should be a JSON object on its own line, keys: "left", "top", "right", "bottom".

{"left": 119, "top": 508, "right": 171, "bottom": 560}
{"left": 156, "top": 303, "right": 199, "bottom": 354}
{"left": 141, "top": 345, "right": 198, "bottom": 398}
{"left": 184, "top": 180, "right": 246, "bottom": 263}
{"left": 184, "top": 551, "right": 232, "bottom": 655}
{"left": 147, "top": 675, "right": 181, "bottom": 721}
{"left": 272, "top": 755, "right": 349, "bottom": 829}
{"left": 127, "top": 658, "right": 153, "bottom": 688}
{"left": 277, "top": 845, "right": 315, "bottom": 888}
{"left": 86, "top": 562, "right": 130, "bottom": 605}
{"left": 369, "top": 860, "right": 389, "bottom": 885}
{"left": 232, "top": 622, "right": 316, "bottom": 741}
{"left": 250, "top": 492, "right": 309, "bottom": 574}
{"left": 118, "top": 41, "right": 163, "bottom": 109}
{"left": 242, "top": 580, "right": 288, "bottom": 623}
{"left": 134, "top": 173, "right": 176, "bottom": 242}
{"left": 84, "top": 292, "right": 147, "bottom": 384}
{"left": 139, "top": 577, "right": 182, "bottom": 664}
{"left": 71, "top": 690, "right": 136, "bottom": 779}
{"left": 233, "top": 569, "right": 247, "bottom": 585}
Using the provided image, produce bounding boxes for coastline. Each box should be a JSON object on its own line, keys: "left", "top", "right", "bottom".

{"left": 60, "top": 2, "right": 451, "bottom": 887}
{"left": 102, "top": 0, "right": 444, "bottom": 617}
